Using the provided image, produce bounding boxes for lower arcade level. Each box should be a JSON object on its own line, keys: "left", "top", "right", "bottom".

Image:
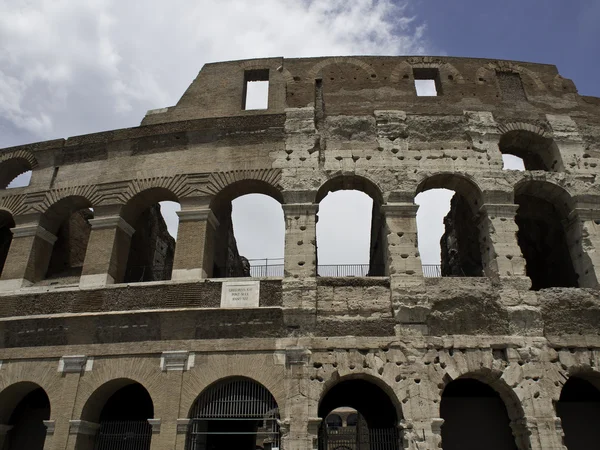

{"left": 0, "top": 335, "right": 598, "bottom": 450}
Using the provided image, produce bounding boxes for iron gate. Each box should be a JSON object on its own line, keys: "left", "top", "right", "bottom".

{"left": 319, "top": 423, "right": 399, "bottom": 450}
{"left": 93, "top": 420, "right": 152, "bottom": 450}
{"left": 186, "top": 378, "right": 281, "bottom": 450}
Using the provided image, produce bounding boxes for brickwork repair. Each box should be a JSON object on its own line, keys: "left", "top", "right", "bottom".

{"left": 0, "top": 56, "right": 598, "bottom": 449}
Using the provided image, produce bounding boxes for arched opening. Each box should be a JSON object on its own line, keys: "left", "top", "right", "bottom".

{"left": 0, "top": 382, "right": 50, "bottom": 450}
{"left": 498, "top": 130, "right": 563, "bottom": 172}
{"left": 0, "top": 158, "right": 33, "bottom": 189}
{"left": 556, "top": 374, "right": 600, "bottom": 449}
{"left": 0, "top": 210, "right": 14, "bottom": 277}
{"left": 39, "top": 196, "right": 93, "bottom": 284}
{"left": 76, "top": 379, "right": 153, "bottom": 450}
{"left": 416, "top": 175, "right": 484, "bottom": 277}
{"left": 440, "top": 379, "right": 518, "bottom": 450}
{"left": 120, "top": 188, "right": 179, "bottom": 283}
{"left": 210, "top": 181, "right": 284, "bottom": 278}
{"left": 514, "top": 181, "right": 579, "bottom": 290}
{"left": 318, "top": 378, "right": 401, "bottom": 450}
{"left": 316, "top": 176, "right": 385, "bottom": 277}
{"left": 186, "top": 377, "right": 280, "bottom": 450}
{"left": 502, "top": 154, "right": 525, "bottom": 171}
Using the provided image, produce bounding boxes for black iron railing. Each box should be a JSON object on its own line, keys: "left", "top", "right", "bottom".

{"left": 93, "top": 420, "right": 152, "bottom": 450}
{"left": 318, "top": 264, "right": 373, "bottom": 277}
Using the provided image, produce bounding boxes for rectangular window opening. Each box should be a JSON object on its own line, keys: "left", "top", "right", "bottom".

{"left": 413, "top": 68, "right": 441, "bottom": 96}
{"left": 243, "top": 69, "right": 269, "bottom": 110}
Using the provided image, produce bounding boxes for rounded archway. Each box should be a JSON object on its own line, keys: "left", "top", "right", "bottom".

{"left": 0, "top": 210, "right": 14, "bottom": 277}
{"left": 318, "top": 378, "right": 401, "bottom": 450}
{"left": 76, "top": 379, "right": 154, "bottom": 450}
{"left": 415, "top": 174, "right": 484, "bottom": 277}
{"left": 120, "top": 187, "right": 179, "bottom": 283}
{"left": 0, "top": 382, "right": 50, "bottom": 450}
{"left": 498, "top": 130, "right": 563, "bottom": 172}
{"left": 209, "top": 180, "right": 284, "bottom": 278}
{"left": 0, "top": 156, "right": 34, "bottom": 189}
{"left": 186, "top": 377, "right": 280, "bottom": 450}
{"left": 514, "top": 181, "right": 581, "bottom": 290}
{"left": 316, "top": 175, "right": 386, "bottom": 277}
{"left": 440, "top": 378, "right": 520, "bottom": 450}
{"left": 556, "top": 374, "right": 600, "bottom": 449}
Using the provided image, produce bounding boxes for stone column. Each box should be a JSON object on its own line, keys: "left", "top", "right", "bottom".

{"left": 65, "top": 420, "right": 100, "bottom": 450}
{"left": 79, "top": 215, "right": 135, "bottom": 288}
{"left": 400, "top": 418, "right": 443, "bottom": 450}
{"left": 564, "top": 207, "right": 600, "bottom": 288}
{"left": 479, "top": 204, "right": 529, "bottom": 286}
{"left": 0, "top": 223, "right": 56, "bottom": 291}
{"left": 382, "top": 203, "right": 422, "bottom": 277}
{"left": 171, "top": 208, "right": 219, "bottom": 280}
{"left": 511, "top": 416, "right": 565, "bottom": 450}
{"left": 283, "top": 203, "right": 318, "bottom": 279}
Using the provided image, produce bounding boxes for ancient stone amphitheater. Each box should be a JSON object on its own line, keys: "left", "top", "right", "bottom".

{"left": 0, "top": 56, "right": 598, "bottom": 450}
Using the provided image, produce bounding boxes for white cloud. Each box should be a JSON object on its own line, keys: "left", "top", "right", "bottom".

{"left": 415, "top": 189, "right": 454, "bottom": 265}
{"left": 0, "top": 0, "right": 432, "bottom": 273}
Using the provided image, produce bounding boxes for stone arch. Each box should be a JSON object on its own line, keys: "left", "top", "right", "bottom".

{"left": 416, "top": 173, "right": 485, "bottom": 277}
{"left": 179, "top": 354, "right": 286, "bottom": 419}
{"left": 0, "top": 195, "right": 27, "bottom": 217}
{"left": 317, "top": 374, "right": 403, "bottom": 450}
{"left": 316, "top": 174, "right": 386, "bottom": 276}
{"left": 556, "top": 369, "right": 600, "bottom": 450}
{"left": 440, "top": 371, "right": 527, "bottom": 450}
{"left": 497, "top": 124, "right": 563, "bottom": 172}
{"left": 514, "top": 179, "right": 588, "bottom": 289}
{"left": 239, "top": 59, "right": 294, "bottom": 84}
{"left": 185, "top": 376, "right": 282, "bottom": 450}
{"left": 0, "top": 209, "right": 14, "bottom": 277}
{"left": 307, "top": 57, "right": 377, "bottom": 80}
{"left": 71, "top": 358, "right": 164, "bottom": 420}
{"left": 476, "top": 61, "right": 546, "bottom": 90}
{"left": 207, "top": 176, "right": 284, "bottom": 278}
{"left": 0, "top": 381, "right": 51, "bottom": 450}
{"left": 76, "top": 378, "right": 154, "bottom": 450}
{"left": 0, "top": 149, "right": 38, "bottom": 189}
{"left": 391, "top": 59, "right": 465, "bottom": 84}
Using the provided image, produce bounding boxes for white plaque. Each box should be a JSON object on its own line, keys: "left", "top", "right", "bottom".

{"left": 221, "top": 281, "right": 260, "bottom": 308}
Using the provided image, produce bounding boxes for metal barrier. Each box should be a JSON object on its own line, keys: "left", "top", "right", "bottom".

{"left": 318, "top": 264, "right": 372, "bottom": 277}
{"left": 422, "top": 264, "right": 442, "bottom": 277}
{"left": 93, "top": 420, "right": 152, "bottom": 450}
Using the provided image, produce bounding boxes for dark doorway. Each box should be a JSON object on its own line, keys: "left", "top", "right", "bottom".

{"left": 318, "top": 379, "right": 400, "bottom": 450}
{"left": 556, "top": 376, "right": 600, "bottom": 450}
{"left": 3, "top": 387, "right": 50, "bottom": 450}
{"left": 186, "top": 378, "right": 280, "bottom": 450}
{"left": 440, "top": 379, "right": 518, "bottom": 450}
{"left": 93, "top": 383, "right": 153, "bottom": 450}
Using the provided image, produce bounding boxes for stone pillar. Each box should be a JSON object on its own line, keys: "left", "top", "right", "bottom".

{"left": 479, "top": 204, "right": 529, "bottom": 286}
{"left": 0, "top": 223, "right": 56, "bottom": 291}
{"left": 283, "top": 203, "right": 318, "bottom": 279}
{"left": 382, "top": 203, "right": 422, "bottom": 277}
{"left": 564, "top": 208, "right": 600, "bottom": 288}
{"left": 282, "top": 348, "right": 315, "bottom": 450}
{"left": 79, "top": 216, "right": 134, "bottom": 288}
{"left": 400, "top": 418, "right": 443, "bottom": 450}
{"left": 66, "top": 420, "right": 100, "bottom": 450}
{"left": 171, "top": 208, "right": 219, "bottom": 280}
{"left": 511, "top": 416, "right": 565, "bottom": 450}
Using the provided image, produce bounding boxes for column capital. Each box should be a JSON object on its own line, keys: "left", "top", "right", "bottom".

{"left": 43, "top": 420, "right": 55, "bottom": 435}
{"left": 69, "top": 420, "right": 100, "bottom": 436}
{"left": 89, "top": 216, "right": 135, "bottom": 237}
{"left": 282, "top": 203, "right": 319, "bottom": 216}
{"left": 176, "top": 208, "right": 219, "bottom": 228}
{"left": 176, "top": 418, "right": 190, "bottom": 434}
{"left": 11, "top": 224, "right": 57, "bottom": 244}
{"left": 147, "top": 418, "right": 161, "bottom": 433}
{"left": 381, "top": 203, "right": 419, "bottom": 217}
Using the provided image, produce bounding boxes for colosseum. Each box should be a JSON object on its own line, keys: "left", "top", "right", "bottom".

{"left": 0, "top": 55, "right": 598, "bottom": 450}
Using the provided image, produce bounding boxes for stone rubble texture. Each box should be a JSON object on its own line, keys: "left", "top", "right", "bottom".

{"left": 0, "top": 55, "right": 596, "bottom": 449}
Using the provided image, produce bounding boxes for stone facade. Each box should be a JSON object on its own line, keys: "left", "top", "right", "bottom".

{"left": 0, "top": 56, "right": 598, "bottom": 449}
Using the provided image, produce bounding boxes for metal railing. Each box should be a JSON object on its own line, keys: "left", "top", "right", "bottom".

{"left": 248, "top": 258, "right": 285, "bottom": 277}
{"left": 93, "top": 420, "right": 152, "bottom": 450}
{"left": 422, "top": 264, "right": 442, "bottom": 278}
{"left": 318, "top": 264, "right": 373, "bottom": 277}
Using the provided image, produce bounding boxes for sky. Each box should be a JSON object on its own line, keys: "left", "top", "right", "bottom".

{"left": 0, "top": 0, "right": 599, "bottom": 269}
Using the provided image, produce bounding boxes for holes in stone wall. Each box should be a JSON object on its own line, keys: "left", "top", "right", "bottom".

{"left": 243, "top": 69, "right": 269, "bottom": 110}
